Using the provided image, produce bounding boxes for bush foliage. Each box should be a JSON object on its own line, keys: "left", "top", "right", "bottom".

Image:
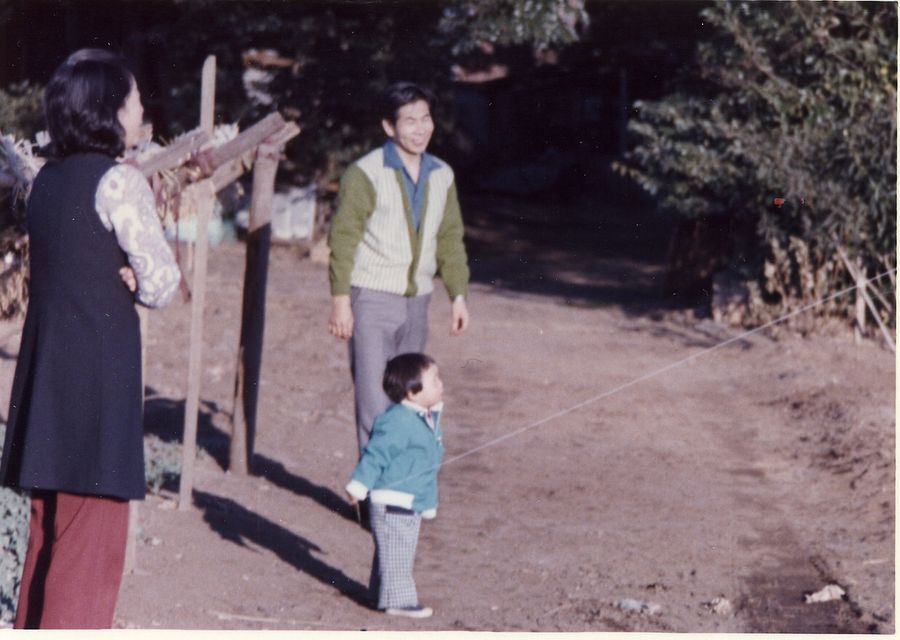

{"left": 616, "top": 2, "right": 897, "bottom": 330}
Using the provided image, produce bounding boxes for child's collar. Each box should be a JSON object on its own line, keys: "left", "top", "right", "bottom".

{"left": 401, "top": 399, "right": 444, "bottom": 414}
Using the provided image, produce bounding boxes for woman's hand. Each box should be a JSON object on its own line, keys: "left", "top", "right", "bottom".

{"left": 119, "top": 266, "right": 137, "bottom": 293}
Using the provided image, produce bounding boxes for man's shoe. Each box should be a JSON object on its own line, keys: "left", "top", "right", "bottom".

{"left": 385, "top": 605, "right": 433, "bottom": 619}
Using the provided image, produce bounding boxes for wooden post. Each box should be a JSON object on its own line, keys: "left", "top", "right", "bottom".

{"left": 125, "top": 305, "right": 150, "bottom": 573}
{"left": 229, "top": 144, "right": 278, "bottom": 474}
{"left": 832, "top": 236, "right": 896, "bottom": 352}
{"left": 200, "top": 56, "right": 216, "bottom": 134}
{"left": 855, "top": 266, "right": 865, "bottom": 344}
{"left": 178, "top": 181, "right": 215, "bottom": 510}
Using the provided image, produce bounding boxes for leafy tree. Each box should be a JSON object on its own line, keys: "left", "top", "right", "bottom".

{"left": 616, "top": 1, "right": 896, "bottom": 332}
{"left": 136, "top": 1, "right": 451, "bottom": 188}
{"left": 439, "top": 0, "right": 589, "bottom": 54}
{"left": 0, "top": 82, "right": 42, "bottom": 139}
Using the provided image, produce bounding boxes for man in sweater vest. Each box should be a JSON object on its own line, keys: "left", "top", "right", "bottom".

{"left": 328, "top": 82, "right": 470, "bottom": 456}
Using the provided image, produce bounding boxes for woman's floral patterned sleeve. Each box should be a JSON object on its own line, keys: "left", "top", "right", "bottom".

{"left": 95, "top": 164, "right": 181, "bottom": 308}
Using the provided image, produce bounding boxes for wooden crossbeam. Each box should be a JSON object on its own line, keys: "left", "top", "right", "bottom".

{"left": 207, "top": 112, "right": 285, "bottom": 169}
{"left": 136, "top": 130, "right": 210, "bottom": 179}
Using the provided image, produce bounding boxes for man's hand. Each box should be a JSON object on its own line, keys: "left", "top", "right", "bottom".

{"left": 346, "top": 491, "right": 359, "bottom": 506}
{"left": 450, "top": 296, "right": 469, "bottom": 336}
{"left": 119, "top": 266, "right": 137, "bottom": 293}
{"left": 328, "top": 295, "right": 354, "bottom": 340}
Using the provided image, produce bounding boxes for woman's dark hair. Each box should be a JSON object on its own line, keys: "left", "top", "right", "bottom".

{"left": 44, "top": 48, "right": 134, "bottom": 159}
{"left": 383, "top": 353, "right": 436, "bottom": 404}
{"left": 380, "top": 82, "right": 435, "bottom": 124}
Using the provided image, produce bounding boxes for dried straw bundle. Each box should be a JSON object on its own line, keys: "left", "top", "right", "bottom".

{"left": 0, "top": 124, "right": 240, "bottom": 319}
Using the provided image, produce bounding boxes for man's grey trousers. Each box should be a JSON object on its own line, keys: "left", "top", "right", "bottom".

{"left": 349, "top": 287, "right": 431, "bottom": 455}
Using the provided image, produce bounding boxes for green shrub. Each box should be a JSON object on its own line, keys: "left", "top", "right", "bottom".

{"left": 0, "top": 430, "right": 183, "bottom": 624}
{"left": 144, "top": 434, "right": 182, "bottom": 495}
{"left": 616, "top": 2, "right": 896, "bottom": 330}
{"left": 0, "top": 82, "right": 43, "bottom": 140}
{"left": 0, "top": 423, "right": 27, "bottom": 627}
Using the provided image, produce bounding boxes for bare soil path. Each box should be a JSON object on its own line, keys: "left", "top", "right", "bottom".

{"left": 9, "top": 194, "right": 891, "bottom": 632}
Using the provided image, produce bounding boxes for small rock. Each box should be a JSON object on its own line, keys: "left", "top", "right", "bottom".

{"left": 149, "top": 537, "right": 162, "bottom": 546}
{"left": 615, "top": 598, "right": 662, "bottom": 615}
{"left": 805, "top": 584, "right": 845, "bottom": 604}
{"left": 874, "top": 609, "right": 892, "bottom": 623}
{"left": 705, "top": 597, "right": 733, "bottom": 615}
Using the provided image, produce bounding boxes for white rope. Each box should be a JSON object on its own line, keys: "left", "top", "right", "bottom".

{"left": 385, "top": 268, "right": 896, "bottom": 488}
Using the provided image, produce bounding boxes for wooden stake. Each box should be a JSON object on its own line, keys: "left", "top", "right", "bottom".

{"left": 200, "top": 56, "right": 216, "bottom": 134}
{"left": 855, "top": 265, "right": 865, "bottom": 345}
{"left": 229, "top": 143, "right": 278, "bottom": 474}
{"left": 833, "top": 237, "right": 896, "bottom": 352}
{"left": 178, "top": 181, "right": 215, "bottom": 510}
{"left": 126, "top": 305, "right": 151, "bottom": 573}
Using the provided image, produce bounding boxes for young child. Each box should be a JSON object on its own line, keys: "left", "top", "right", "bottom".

{"left": 345, "top": 353, "right": 445, "bottom": 619}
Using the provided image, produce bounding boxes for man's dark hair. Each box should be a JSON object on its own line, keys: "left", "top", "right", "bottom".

{"left": 380, "top": 82, "right": 436, "bottom": 124}
{"left": 383, "top": 352, "right": 436, "bottom": 404}
{"left": 44, "top": 48, "right": 135, "bottom": 159}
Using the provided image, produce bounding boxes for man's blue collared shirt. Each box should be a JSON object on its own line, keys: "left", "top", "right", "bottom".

{"left": 383, "top": 140, "right": 441, "bottom": 230}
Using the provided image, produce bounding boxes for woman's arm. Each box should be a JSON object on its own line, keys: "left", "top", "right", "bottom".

{"left": 96, "top": 164, "right": 181, "bottom": 307}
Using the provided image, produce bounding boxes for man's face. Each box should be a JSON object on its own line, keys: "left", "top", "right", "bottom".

{"left": 382, "top": 99, "right": 434, "bottom": 160}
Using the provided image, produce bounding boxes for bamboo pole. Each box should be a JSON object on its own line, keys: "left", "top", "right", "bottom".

{"left": 833, "top": 238, "right": 896, "bottom": 352}
{"left": 178, "top": 181, "right": 216, "bottom": 510}
{"left": 882, "top": 254, "right": 895, "bottom": 288}
{"left": 854, "top": 260, "right": 865, "bottom": 345}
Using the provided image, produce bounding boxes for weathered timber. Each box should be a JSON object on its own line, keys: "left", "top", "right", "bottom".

{"left": 179, "top": 180, "right": 216, "bottom": 510}
{"left": 200, "top": 56, "right": 216, "bottom": 134}
{"left": 229, "top": 144, "right": 279, "bottom": 474}
{"left": 136, "top": 130, "right": 210, "bottom": 179}
{"left": 833, "top": 236, "right": 895, "bottom": 352}
{"left": 207, "top": 112, "right": 285, "bottom": 169}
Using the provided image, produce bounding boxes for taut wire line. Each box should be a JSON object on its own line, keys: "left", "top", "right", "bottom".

{"left": 438, "top": 268, "right": 896, "bottom": 469}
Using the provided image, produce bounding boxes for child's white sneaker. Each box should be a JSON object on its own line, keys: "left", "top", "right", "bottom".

{"left": 385, "top": 605, "right": 433, "bottom": 619}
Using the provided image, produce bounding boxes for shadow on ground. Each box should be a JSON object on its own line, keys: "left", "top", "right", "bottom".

{"left": 142, "top": 389, "right": 357, "bottom": 525}
{"left": 193, "top": 489, "right": 370, "bottom": 608}
{"left": 462, "top": 191, "right": 673, "bottom": 314}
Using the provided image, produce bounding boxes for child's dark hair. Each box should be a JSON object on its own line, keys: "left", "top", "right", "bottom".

{"left": 383, "top": 353, "right": 436, "bottom": 404}
{"left": 44, "top": 48, "right": 135, "bottom": 159}
{"left": 380, "top": 82, "right": 435, "bottom": 124}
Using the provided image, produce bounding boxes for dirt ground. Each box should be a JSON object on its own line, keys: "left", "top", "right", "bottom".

{"left": 6, "top": 193, "right": 892, "bottom": 632}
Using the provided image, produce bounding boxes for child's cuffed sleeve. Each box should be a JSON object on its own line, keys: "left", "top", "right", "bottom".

{"left": 346, "top": 479, "right": 369, "bottom": 501}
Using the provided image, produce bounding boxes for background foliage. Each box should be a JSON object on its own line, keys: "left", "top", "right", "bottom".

{"left": 616, "top": 1, "right": 897, "bottom": 331}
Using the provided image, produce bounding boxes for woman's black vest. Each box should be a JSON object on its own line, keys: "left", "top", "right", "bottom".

{"left": 0, "top": 153, "right": 145, "bottom": 500}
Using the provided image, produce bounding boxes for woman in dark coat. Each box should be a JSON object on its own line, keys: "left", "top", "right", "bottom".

{"left": 0, "top": 48, "right": 180, "bottom": 629}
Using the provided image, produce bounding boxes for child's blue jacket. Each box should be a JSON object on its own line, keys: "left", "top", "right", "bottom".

{"left": 346, "top": 401, "right": 445, "bottom": 516}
